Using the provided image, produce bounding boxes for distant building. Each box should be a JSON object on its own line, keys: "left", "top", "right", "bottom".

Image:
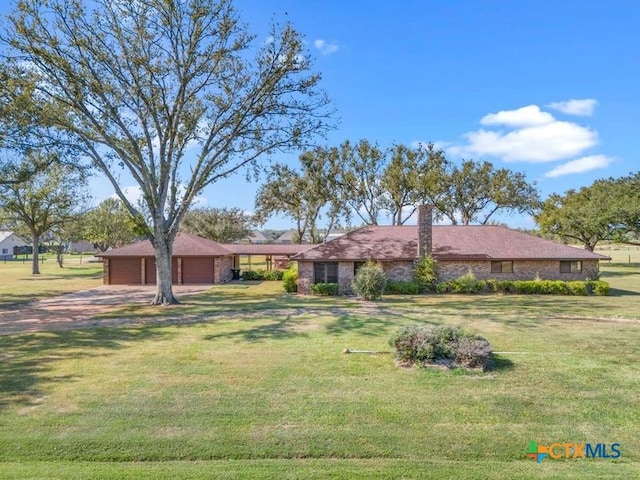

{"left": 273, "top": 229, "right": 312, "bottom": 244}
{"left": 0, "top": 231, "right": 29, "bottom": 260}
{"left": 241, "top": 230, "right": 268, "bottom": 244}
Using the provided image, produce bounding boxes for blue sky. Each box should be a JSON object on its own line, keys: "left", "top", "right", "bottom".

{"left": 8, "top": 0, "right": 640, "bottom": 229}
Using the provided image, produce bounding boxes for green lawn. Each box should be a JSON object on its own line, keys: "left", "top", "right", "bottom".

{"left": 0, "top": 261, "right": 638, "bottom": 478}
{"left": 0, "top": 257, "right": 102, "bottom": 308}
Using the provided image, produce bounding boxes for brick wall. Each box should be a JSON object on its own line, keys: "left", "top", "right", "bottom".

{"left": 214, "top": 256, "right": 234, "bottom": 284}
{"left": 382, "top": 260, "right": 415, "bottom": 281}
{"left": 338, "top": 261, "right": 355, "bottom": 294}
{"left": 437, "top": 259, "right": 599, "bottom": 281}
{"left": 297, "top": 261, "right": 314, "bottom": 294}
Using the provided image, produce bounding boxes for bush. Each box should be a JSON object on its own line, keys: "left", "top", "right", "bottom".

{"left": 241, "top": 269, "right": 284, "bottom": 281}
{"left": 414, "top": 255, "right": 438, "bottom": 292}
{"left": 593, "top": 280, "right": 610, "bottom": 296}
{"left": 455, "top": 335, "right": 492, "bottom": 370}
{"left": 311, "top": 283, "right": 339, "bottom": 296}
{"left": 283, "top": 268, "right": 298, "bottom": 293}
{"left": 351, "top": 261, "right": 386, "bottom": 300}
{"left": 389, "top": 325, "right": 492, "bottom": 371}
{"left": 567, "top": 281, "right": 588, "bottom": 296}
{"left": 385, "top": 280, "right": 421, "bottom": 295}
{"left": 450, "top": 271, "right": 486, "bottom": 294}
{"left": 241, "top": 270, "right": 262, "bottom": 281}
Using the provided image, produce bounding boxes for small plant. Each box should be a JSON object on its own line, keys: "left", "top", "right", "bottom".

{"left": 282, "top": 268, "right": 298, "bottom": 293}
{"left": 385, "top": 280, "right": 421, "bottom": 295}
{"left": 450, "top": 271, "right": 486, "bottom": 294}
{"left": 390, "top": 325, "right": 492, "bottom": 371}
{"left": 311, "top": 282, "right": 339, "bottom": 296}
{"left": 351, "top": 261, "right": 386, "bottom": 300}
{"left": 414, "top": 255, "right": 438, "bottom": 292}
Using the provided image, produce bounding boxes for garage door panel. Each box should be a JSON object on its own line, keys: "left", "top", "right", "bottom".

{"left": 110, "top": 258, "right": 141, "bottom": 285}
{"left": 145, "top": 258, "right": 156, "bottom": 285}
{"left": 182, "top": 257, "right": 214, "bottom": 284}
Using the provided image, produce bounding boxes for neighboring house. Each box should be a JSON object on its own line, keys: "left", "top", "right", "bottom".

{"left": 97, "top": 233, "right": 315, "bottom": 285}
{"left": 324, "top": 231, "right": 347, "bottom": 243}
{"left": 67, "top": 240, "right": 99, "bottom": 253}
{"left": 293, "top": 205, "right": 610, "bottom": 295}
{"left": 0, "top": 231, "right": 29, "bottom": 259}
{"left": 239, "top": 230, "right": 268, "bottom": 244}
{"left": 273, "top": 229, "right": 312, "bottom": 244}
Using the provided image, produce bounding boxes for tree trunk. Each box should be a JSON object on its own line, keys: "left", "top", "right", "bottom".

{"left": 151, "top": 234, "right": 179, "bottom": 305}
{"left": 32, "top": 233, "right": 40, "bottom": 275}
{"left": 56, "top": 248, "right": 64, "bottom": 268}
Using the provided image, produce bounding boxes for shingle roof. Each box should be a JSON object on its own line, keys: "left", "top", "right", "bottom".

{"left": 97, "top": 233, "right": 233, "bottom": 257}
{"left": 293, "top": 225, "right": 610, "bottom": 261}
{"left": 220, "top": 244, "right": 317, "bottom": 256}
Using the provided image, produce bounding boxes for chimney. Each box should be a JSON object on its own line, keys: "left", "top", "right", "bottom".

{"left": 418, "top": 204, "right": 433, "bottom": 258}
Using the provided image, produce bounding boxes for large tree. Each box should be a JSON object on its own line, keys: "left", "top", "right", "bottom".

{"left": 421, "top": 159, "right": 540, "bottom": 225}
{"left": 181, "top": 207, "right": 255, "bottom": 243}
{"left": 0, "top": 159, "right": 88, "bottom": 274}
{"left": 2, "top": 0, "right": 332, "bottom": 304}
{"left": 333, "top": 139, "right": 387, "bottom": 225}
{"left": 255, "top": 147, "right": 347, "bottom": 243}
{"left": 536, "top": 174, "right": 640, "bottom": 251}
{"left": 82, "top": 198, "right": 139, "bottom": 252}
{"left": 381, "top": 143, "right": 446, "bottom": 225}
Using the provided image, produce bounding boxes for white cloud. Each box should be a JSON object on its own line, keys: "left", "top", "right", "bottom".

{"left": 480, "top": 105, "right": 555, "bottom": 127}
{"left": 448, "top": 105, "right": 599, "bottom": 163}
{"left": 314, "top": 39, "right": 338, "bottom": 56}
{"left": 544, "top": 155, "right": 613, "bottom": 178}
{"left": 547, "top": 98, "right": 598, "bottom": 116}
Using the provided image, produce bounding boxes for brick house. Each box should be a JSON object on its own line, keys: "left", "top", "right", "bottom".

{"left": 293, "top": 205, "right": 610, "bottom": 295}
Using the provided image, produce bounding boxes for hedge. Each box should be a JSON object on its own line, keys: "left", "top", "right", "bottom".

{"left": 311, "top": 283, "right": 339, "bottom": 296}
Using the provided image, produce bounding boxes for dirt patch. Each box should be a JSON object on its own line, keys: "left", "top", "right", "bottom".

{"left": 0, "top": 285, "right": 211, "bottom": 335}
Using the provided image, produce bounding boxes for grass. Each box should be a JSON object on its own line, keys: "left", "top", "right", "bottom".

{"left": 0, "top": 257, "right": 102, "bottom": 308}
{"left": 0, "top": 259, "right": 638, "bottom": 478}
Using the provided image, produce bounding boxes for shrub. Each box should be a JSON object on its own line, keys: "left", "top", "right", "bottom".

{"left": 455, "top": 335, "right": 492, "bottom": 370}
{"left": 414, "top": 255, "right": 438, "bottom": 292}
{"left": 593, "top": 280, "right": 610, "bottom": 296}
{"left": 389, "top": 325, "right": 492, "bottom": 371}
{"left": 567, "top": 281, "right": 588, "bottom": 296}
{"left": 241, "top": 269, "right": 285, "bottom": 281}
{"left": 351, "top": 261, "right": 386, "bottom": 300}
{"left": 311, "top": 283, "right": 339, "bottom": 296}
{"left": 241, "top": 270, "right": 262, "bottom": 281}
{"left": 385, "top": 280, "right": 421, "bottom": 295}
{"left": 283, "top": 268, "right": 298, "bottom": 293}
{"left": 450, "top": 271, "right": 486, "bottom": 294}
{"left": 263, "top": 270, "right": 284, "bottom": 281}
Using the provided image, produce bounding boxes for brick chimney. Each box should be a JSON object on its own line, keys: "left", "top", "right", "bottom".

{"left": 418, "top": 204, "right": 433, "bottom": 258}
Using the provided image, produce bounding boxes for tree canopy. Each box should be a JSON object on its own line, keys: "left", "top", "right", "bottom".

{"left": 82, "top": 198, "right": 139, "bottom": 252}
{"left": 536, "top": 173, "right": 640, "bottom": 251}
{"left": 181, "top": 207, "right": 255, "bottom": 243}
{"left": 2, "top": 0, "right": 333, "bottom": 304}
{"left": 0, "top": 157, "right": 88, "bottom": 273}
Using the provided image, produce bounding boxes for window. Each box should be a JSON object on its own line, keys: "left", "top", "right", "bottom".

{"left": 354, "top": 261, "right": 366, "bottom": 275}
{"left": 560, "top": 261, "right": 582, "bottom": 273}
{"left": 314, "top": 262, "right": 338, "bottom": 283}
{"left": 1, "top": 248, "right": 7, "bottom": 254}
{"left": 491, "top": 261, "right": 513, "bottom": 274}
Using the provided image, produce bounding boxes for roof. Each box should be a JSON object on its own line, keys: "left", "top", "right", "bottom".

{"left": 293, "top": 225, "right": 610, "bottom": 262}
{"left": 0, "top": 231, "right": 29, "bottom": 245}
{"left": 220, "top": 243, "right": 317, "bottom": 256}
{"left": 97, "top": 233, "right": 233, "bottom": 257}
{"left": 246, "top": 230, "right": 268, "bottom": 243}
{"left": 273, "top": 229, "right": 312, "bottom": 244}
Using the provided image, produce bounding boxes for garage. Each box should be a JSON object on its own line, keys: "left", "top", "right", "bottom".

{"left": 109, "top": 258, "right": 141, "bottom": 285}
{"left": 99, "top": 233, "right": 234, "bottom": 286}
{"left": 181, "top": 257, "right": 214, "bottom": 284}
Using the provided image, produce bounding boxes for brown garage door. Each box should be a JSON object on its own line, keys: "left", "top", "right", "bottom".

{"left": 145, "top": 258, "right": 156, "bottom": 285}
{"left": 109, "top": 258, "right": 141, "bottom": 284}
{"left": 143, "top": 257, "right": 180, "bottom": 285}
{"left": 182, "top": 257, "right": 214, "bottom": 284}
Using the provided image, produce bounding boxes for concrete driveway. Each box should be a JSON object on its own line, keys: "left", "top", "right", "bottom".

{"left": 0, "top": 285, "right": 212, "bottom": 335}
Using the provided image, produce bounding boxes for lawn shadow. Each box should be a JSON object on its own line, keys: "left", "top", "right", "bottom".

{"left": 488, "top": 354, "right": 515, "bottom": 372}
{"left": 204, "top": 315, "right": 307, "bottom": 343}
{"left": 0, "top": 326, "right": 173, "bottom": 411}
